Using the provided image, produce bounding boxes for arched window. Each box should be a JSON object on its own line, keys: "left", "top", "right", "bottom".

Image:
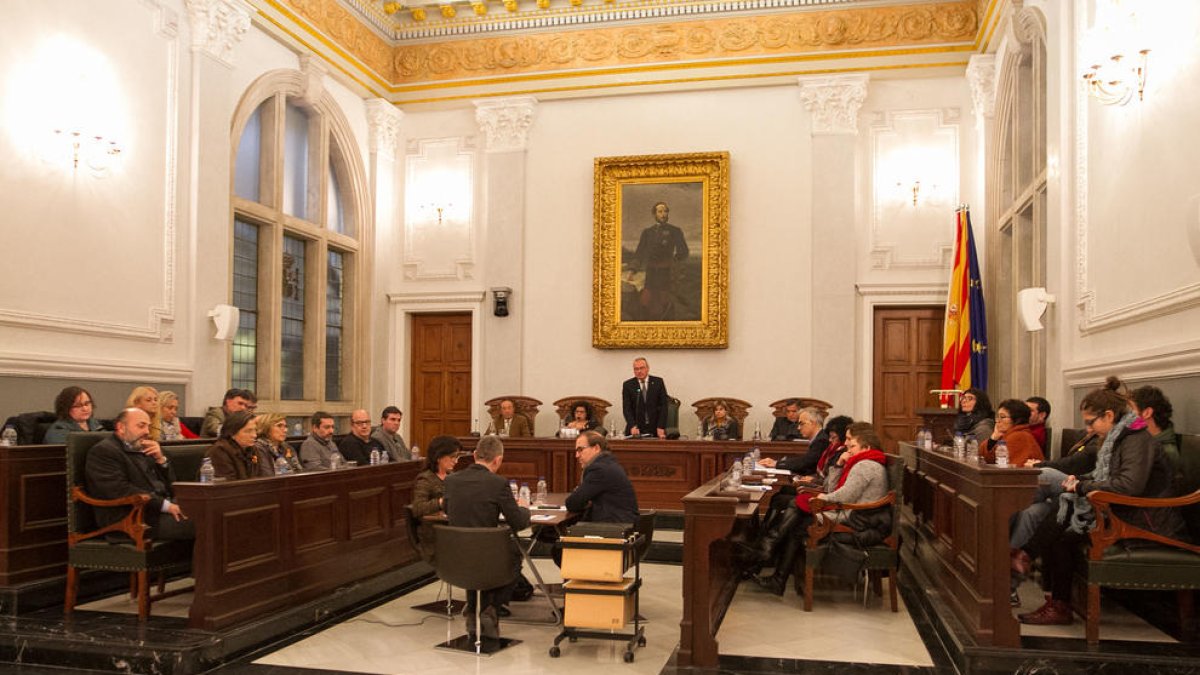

{"left": 229, "top": 70, "right": 370, "bottom": 423}
{"left": 988, "top": 7, "right": 1048, "bottom": 398}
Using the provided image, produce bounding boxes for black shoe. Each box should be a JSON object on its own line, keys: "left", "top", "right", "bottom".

{"left": 754, "top": 574, "right": 787, "bottom": 596}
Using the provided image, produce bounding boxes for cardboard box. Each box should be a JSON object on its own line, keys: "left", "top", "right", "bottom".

{"left": 560, "top": 535, "right": 631, "bottom": 582}
{"left": 563, "top": 578, "right": 636, "bottom": 630}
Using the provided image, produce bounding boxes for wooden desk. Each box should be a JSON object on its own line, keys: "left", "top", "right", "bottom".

{"left": 900, "top": 442, "right": 1038, "bottom": 647}
{"left": 456, "top": 437, "right": 807, "bottom": 511}
{"left": 174, "top": 461, "right": 421, "bottom": 630}
{"left": 678, "top": 475, "right": 763, "bottom": 668}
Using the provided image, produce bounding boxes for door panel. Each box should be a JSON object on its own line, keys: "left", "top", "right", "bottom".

{"left": 410, "top": 313, "right": 472, "bottom": 450}
{"left": 873, "top": 306, "right": 945, "bottom": 453}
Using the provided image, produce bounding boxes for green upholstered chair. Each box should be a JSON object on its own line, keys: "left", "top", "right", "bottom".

{"left": 64, "top": 432, "right": 193, "bottom": 620}
{"left": 1082, "top": 432, "right": 1200, "bottom": 644}
{"left": 801, "top": 454, "right": 903, "bottom": 612}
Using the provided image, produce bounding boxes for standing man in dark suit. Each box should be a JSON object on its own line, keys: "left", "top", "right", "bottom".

{"left": 622, "top": 357, "right": 669, "bottom": 438}
{"left": 566, "top": 431, "right": 639, "bottom": 524}
{"left": 443, "top": 435, "right": 530, "bottom": 639}
{"left": 85, "top": 408, "right": 194, "bottom": 541}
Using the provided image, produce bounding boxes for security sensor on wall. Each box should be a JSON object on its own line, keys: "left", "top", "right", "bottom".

{"left": 208, "top": 304, "right": 240, "bottom": 341}
{"left": 1017, "top": 287, "right": 1056, "bottom": 332}
{"left": 491, "top": 287, "right": 512, "bottom": 317}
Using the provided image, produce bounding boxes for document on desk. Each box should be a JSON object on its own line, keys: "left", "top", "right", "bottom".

{"left": 758, "top": 466, "right": 792, "bottom": 476}
{"left": 531, "top": 514, "right": 557, "bottom": 522}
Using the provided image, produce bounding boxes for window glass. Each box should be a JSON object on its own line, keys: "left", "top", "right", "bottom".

{"left": 234, "top": 103, "right": 263, "bottom": 202}
{"left": 232, "top": 219, "right": 259, "bottom": 391}
{"left": 325, "top": 249, "right": 344, "bottom": 401}
{"left": 282, "top": 102, "right": 310, "bottom": 219}
{"left": 281, "top": 235, "right": 306, "bottom": 400}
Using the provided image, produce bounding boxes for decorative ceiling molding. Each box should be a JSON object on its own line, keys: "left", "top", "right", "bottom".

{"left": 797, "top": 73, "right": 868, "bottom": 135}
{"left": 390, "top": 2, "right": 977, "bottom": 83}
{"left": 185, "top": 0, "right": 253, "bottom": 67}
{"left": 474, "top": 97, "right": 537, "bottom": 152}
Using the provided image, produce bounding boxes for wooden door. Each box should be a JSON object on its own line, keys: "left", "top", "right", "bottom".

{"left": 873, "top": 306, "right": 944, "bottom": 454}
{"left": 409, "top": 313, "right": 472, "bottom": 450}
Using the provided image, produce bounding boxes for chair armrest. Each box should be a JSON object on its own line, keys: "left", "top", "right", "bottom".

{"left": 68, "top": 486, "right": 153, "bottom": 550}
{"left": 1088, "top": 489, "right": 1200, "bottom": 560}
{"left": 71, "top": 486, "right": 151, "bottom": 508}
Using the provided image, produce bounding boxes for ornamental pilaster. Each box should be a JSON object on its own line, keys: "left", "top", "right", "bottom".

{"left": 966, "top": 55, "right": 997, "bottom": 119}
{"left": 473, "top": 97, "right": 538, "bottom": 153}
{"left": 365, "top": 99, "right": 405, "bottom": 158}
{"left": 797, "top": 74, "right": 869, "bottom": 136}
{"left": 184, "top": 0, "right": 252, "bottom": 67}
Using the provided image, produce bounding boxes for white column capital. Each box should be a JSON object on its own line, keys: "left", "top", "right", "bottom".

{"left": 966, "top": 54, "right": 997, "bottom": 119}
{"left": 365, "top": 99, "right": 405, "bottom": 157}
{"left": 797, "top": 74, "right": 869, "bottom": 136}
{"left": 184, "top": 0, "right": 252, "bottom": 67}
{"left": 473, "top": 96, "right": 538, "bottom": 153}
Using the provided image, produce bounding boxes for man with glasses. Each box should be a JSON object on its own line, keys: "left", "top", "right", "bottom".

{"left": 566, "top": 431, "right": 639, "bottom": 524}
{"left": 372, "top": 406, "right": 410, "bottom": 461}
{"left": 338, "top": 409, "right": 386, "bottom": 466}
{"left": 760, "top": 407, "right": 830, "bottom": 476}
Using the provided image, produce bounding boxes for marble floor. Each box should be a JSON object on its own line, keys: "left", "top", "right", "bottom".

{"left": 1011, "top": 577, "right": 1178, "bottom": 643}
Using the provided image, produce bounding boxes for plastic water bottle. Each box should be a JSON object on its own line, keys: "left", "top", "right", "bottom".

{"left": 292, "top": 422, "right": 303, "bottom": 436}
{"left": 752, "top": 422, "right": 762, "bottom": 442}
{"left": 535, "top": 476, "right": 547, "bottom": 506}
{"left": 518, "top": 483, "right": 531, "bottom": 505}
{"left": 953, "top": 432, "right": 966, "bottom": 458}
{"left": 742, "top": 455, "right": 753, "bottom": 473}
{"left": 965, "top": 435, "right": 980, "bottom": 463}
{"left": 510, "top": 480, "right": 519, "bottom": 502}
{"left": 369, "top": 448, "right": 381, "bottom": 465}
{"left": 925, "top": 429, "right": 935, "bottom": 451}
{"left": 411, "top": 445, "right": 420, "bottom": 459}
{"left": 697, "top": 421, "right": 705, "bottom": 440}
{"left": 378, "top": 450, "right": 389, "bottom": 464}
{"left": 0, "top": 426, "right": 16, "bottom": 446}
{"left": 995, "top": 440, "right": 1009, "bottom": 467}
{"left": 199, "top": 458, "right": 215, "bottom": 483}
{"left": 329, "top": 448, "right": 345, "bottom": 470}
{"left": 752, "top": 446, "right": 761, "bottom": 464}
{"left": 730, "top": 462, "right": 742, "bottom": 486}
{"left": 275, "top": 456, "right": 290, "bottom": 475}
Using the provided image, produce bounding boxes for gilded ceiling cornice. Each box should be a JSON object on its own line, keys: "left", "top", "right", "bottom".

{"left": 279, "top": 0, "right": 396, "bottom": 78}
{"left": 391, "top": 2, "right": 976, "bottom": 83}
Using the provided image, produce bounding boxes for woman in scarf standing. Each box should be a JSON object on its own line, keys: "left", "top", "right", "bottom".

{"left": 1018, "top": 380, "right": 1183, "bottom": 625}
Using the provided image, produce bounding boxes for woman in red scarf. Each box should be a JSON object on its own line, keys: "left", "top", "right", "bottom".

{"left": 755, "top": 422, "right": 890, "bottom": 595}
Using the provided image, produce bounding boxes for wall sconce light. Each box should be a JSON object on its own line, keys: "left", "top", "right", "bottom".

{"left": 52, "top": 128, "right": 122, "bottom": 172}
{"left": 1017, "top": 287, "right": 1056, "bottom": 332}
{"left": 491, "top": 287, "right": 511, "bottom": 317}
{"left": 1082, "top": 1, "right": 1151, "bottom": 105}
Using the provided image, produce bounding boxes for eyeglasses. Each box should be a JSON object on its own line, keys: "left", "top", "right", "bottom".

{"left": 71, "top": 401, "right": 94, "bottom": 409}
{"left": 1082, "top": 415, "right": 1098, "bottom": 427}
{"left": 961, "top": 394, "right": 977, "bottom": 401}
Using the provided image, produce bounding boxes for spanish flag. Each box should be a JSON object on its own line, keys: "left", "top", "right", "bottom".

{"left": 941, "top": 207, "right": 988, "bottom": 398}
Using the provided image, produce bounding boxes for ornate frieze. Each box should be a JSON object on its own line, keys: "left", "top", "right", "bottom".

{"left": 966, "top": 54, "right": 996, "bottom": 118}
{"left": 391, "top": 2, "right": 977, "bottom": 83}
{"left": 185, "top": 0, "right": 252, "bottom": 67}
{"left": 280, "top": 0, "right": 395, "bottom": 79}
{"left": 797, "top": 73, "right": 868, "bottom": 135}
{"left": 474, "top": 97, "right": 538, "bottom": 152}
{"left": 365, "top": 99, "right": 405, "bottom": 155}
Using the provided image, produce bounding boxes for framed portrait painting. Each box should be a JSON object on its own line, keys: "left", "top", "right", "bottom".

{"left": 592, "top": 152, "right": 729, "bottom": 349}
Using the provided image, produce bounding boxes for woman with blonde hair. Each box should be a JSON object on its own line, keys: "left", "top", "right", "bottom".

{"left": 158, "top": 390, "right": 198, "bottom": 441}
{"left": 126, "top": 386, "right": 162, "bottom": 441}
{"left": 255, "top": 412, "right": 302, "bottom": 474}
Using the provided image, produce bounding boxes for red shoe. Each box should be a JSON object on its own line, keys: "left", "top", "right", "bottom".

{"left": 1018, "top": 599, "right": 1072, "bottom": 625}
{"left": 1011, "top": 548, "right": 1033, "bottom": 576}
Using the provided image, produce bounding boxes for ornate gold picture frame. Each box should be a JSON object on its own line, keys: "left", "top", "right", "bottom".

{"left": 593, "top": 152, "right": 730, "bottom": 349}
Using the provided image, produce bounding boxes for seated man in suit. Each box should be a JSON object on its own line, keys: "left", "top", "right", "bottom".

{"left": 621, "top": 357, "right": 669, "bottom": 438}
{"left": 566, "top": 431, "right": 639, "bottom": 524}
{"left": 487, "top": 399, "right": 533, "bottom": 437}
{"left": 201, "top": 388, "right": 256, "bottom": 437}
{"left": 85, "top": 408, "right": 194, "bottom": 541}
{"left": 769, "top": 399, "right": 804, "bottom": 441}
{"left": 371, "top": 406, "right": 410, "bottom": 461}
{"left": 443, "top": 435, "right": 530, "bottom": 639}
{"left": 760, "top": 407, "right": 829, "bottom": 475}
